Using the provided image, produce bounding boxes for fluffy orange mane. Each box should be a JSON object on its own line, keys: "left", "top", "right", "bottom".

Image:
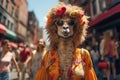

{"left": 46, "top": 2, "right": 89, "bottom": 50}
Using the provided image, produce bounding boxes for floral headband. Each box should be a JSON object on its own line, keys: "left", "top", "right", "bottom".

{"left": 47, "top": 6, "right": 85, "bottom": 26}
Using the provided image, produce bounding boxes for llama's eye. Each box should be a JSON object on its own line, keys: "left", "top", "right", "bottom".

{"left": 55, "top": 19, "right": 74, "bottom": 26}
{"left": 68, "top": 19, "right": 75, "bottom": 26}
{"left": 56, "top": 20, "right": 64, "bottom": 26}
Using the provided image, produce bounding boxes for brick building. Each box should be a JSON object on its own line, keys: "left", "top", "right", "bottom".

{"left": 0, "top": 0, "right": 28, "bottom": 43}
{"left": 14, "top": 0, "right": 28, "bottom": 42}
{"left": 0, "top": 0, "right": 18, "bottom": 41}
{"left": 27, "top": 11, "right": 39, "bottom": 44}
{"left": 89, "top": 0, "right": 120, "bottom": 41}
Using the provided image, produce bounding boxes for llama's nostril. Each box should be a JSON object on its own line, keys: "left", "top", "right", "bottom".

{"left": 62, "top": 28, "right": 70, "bottom": 33}
{"left": 63, "top": 25, "right": 69, "bottom": 29}
{"left": 63, "top": 27, "right": 68, "bottom": 29}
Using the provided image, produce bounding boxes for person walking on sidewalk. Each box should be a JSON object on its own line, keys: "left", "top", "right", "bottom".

{"left": 100, "top": 31, "right": 117, "bottom": 80}
{"left": 19, "top": 44, "right": 32, "bottom": 80}
{"left": 0, "top": 39, "right": 20, "bottom": 80}
{"left": 31, "top": 39, "right": 47, "bottom": 80}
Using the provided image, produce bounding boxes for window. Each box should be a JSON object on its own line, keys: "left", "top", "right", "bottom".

{"left": 12, "top": 24, "right": 15, "bottom": 31}
{"left": 2, "top": 16, "right": 6, "bottom": 25}
{"left": 8, "top": 22, "right": 13, "bottom": 30}
{"left": 29, "top": 20, "right": 33, "bottom": 24}
{"left": 10, "top": 23, "right": 13, "bottom": 30}
{"left": 11, "top": 5, "right": 14, "bottom": 16}
{"left": 8, "top": 22, "right": 10, "bottom": 29}
{"left": 5, "top": 0, "right": 9, "bottom": 10}
{"left": 7, "top": 20, "right": 10, "bottom": 28}
{"left": 0, "top": 0, "right": 3, "bottom": 5}
{"left": 15, "top": 7, "right": 18, "bottom": 19}
{"left": 99, "top": 0, "right": 106, "bottom": 11}
{"left": 92, "top": 0, "right": 97, "bottom": 15}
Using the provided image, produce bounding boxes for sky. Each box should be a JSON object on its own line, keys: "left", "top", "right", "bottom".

{"left": 27, "top": 0, "right": 59, "bottom": 28}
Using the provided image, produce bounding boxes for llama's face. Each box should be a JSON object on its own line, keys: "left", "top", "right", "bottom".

{"left": 55, "top": 18, "right": 75, "bottom": 38}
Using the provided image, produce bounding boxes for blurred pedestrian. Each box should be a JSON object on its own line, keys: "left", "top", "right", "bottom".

{"left": 18, "top": 44, "right": 32, "bottom": 80}
{"left": 100, "top": 31, "right": 117, "bottom": 80}
{"left": 90, "top": 42, "right": 100, "bottom": 77}
{"left": 30, "top": 39, "right": 47, "bottom": 80}
{"left": 0, "top": 39, "right": 20, "bottom": 80}
{"left": 114, "top": 40, "right": 120, "bottom": 79}
{"left": 9, "top": 42, "right": 18, "bottom": 71}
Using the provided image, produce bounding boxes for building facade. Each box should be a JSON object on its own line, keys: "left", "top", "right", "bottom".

{"left": 0, "top": 0, "right": 18, "bottom": 41}
{"left": 27, "top": 11, "right": 39, "bottom": 44}
{"left": 37, "top": 27, "right": 43, "bottom": 40}
{"left": 89, "top": 0, "right": 120, "bottom": 41}
{"left": 14, "top": 0, "right": 28, "bottom": 42}
{"left": 59, "top": 0, "right": 120, "bottom": 48}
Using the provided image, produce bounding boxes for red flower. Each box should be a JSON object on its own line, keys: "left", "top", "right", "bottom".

{"left": 61, "top": 7, "right": 66, "bottom": 13}
{"left": 56, "top": 6, "right": 66, "bottom": 16}
{"left": 56, "top": 10, "right": 63, "bottom": 16}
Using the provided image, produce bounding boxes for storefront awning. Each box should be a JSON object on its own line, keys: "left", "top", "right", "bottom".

{"left": 10, "top": 42, "right": 18, "bottom": 48}
{"left": 89, "top": 4, "right": 120, "bottom": 27}
{"left": 5, "top": 29, "right": 16, "bottom": 40}
{"left": 0, "top": 23, "right": 7, "bottom": 34}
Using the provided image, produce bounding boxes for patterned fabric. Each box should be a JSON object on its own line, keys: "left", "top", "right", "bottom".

{"left": 34, "top": 48, "right": 97, "bottom": 80}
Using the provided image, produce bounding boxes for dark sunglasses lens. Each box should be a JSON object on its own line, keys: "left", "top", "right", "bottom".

{"left": 56, "top": 20, "right": 63, "bottom": 26}
{"left": 68, "top": 19, "right": 74, "bottom": 26}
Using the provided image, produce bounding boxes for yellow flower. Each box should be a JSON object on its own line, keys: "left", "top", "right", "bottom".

{"left": 70, "top": 10, "right": 79, "bottom": 17}
{"left": 47, "top": 14, "right": 51, "bottom": 18}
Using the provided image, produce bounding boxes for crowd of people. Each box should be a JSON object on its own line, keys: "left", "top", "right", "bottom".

{"left": 0, "top": 39, "right": 20, "bottom": 80}
{"left": 0, "top": 32, "right": 120, "bottom": 80}
{"left": 0, "top": 38, "right": 47, "bottom": 80}
{"left": 89, "top": 31, "right": 120, "bottom": 80}
{"left": 0, "top": 2, "right": 120, "bottom": 80}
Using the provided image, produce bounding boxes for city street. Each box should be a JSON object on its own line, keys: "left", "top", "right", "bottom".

{"left": 0, "top": 0, "right": 120, "bottom": 80}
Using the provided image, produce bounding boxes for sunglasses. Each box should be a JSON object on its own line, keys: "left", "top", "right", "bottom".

{"left": 55, "top": 19, "right": 75, "bottom": 26}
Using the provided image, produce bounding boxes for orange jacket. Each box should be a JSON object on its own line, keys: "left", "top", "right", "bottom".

{"left": 35, "top": 48, "right": 97, "bottom": 80}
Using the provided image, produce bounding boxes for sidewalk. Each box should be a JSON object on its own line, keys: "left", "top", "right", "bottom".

{"left": 10, "top": 68, "right": 29, "bottom": 80}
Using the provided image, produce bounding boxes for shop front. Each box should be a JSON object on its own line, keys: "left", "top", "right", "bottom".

{"left": 0, "top": 23, "right": 7, "bottom": 34}
{"left": 89, "top": 3, "right": 120, "bottom": 40}
{"left": 5, "top": 29, "right": 17, "bottom": 41}
{"left": 0, "top": 23, "right": 7, "bottom": 44}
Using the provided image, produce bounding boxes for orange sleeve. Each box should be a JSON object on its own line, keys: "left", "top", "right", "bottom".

{"left": 83, "top": 49, "right": 98, "bottom": 80}
{"left": 47, "top": 51, "right": 60, "bottom": 80}
{"left": 34, "top": 51, "right": 60, "bottom": 80}
{"left": 34, "top": 67, "right": 47, "bottom": 80}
